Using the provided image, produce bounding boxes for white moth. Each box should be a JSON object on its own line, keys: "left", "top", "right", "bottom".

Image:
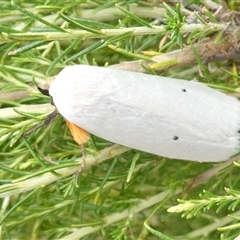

{"left": 49, "top": 65, "right": 240, "bottom": 162}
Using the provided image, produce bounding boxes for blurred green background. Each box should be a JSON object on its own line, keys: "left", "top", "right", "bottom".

{"left": 0, "top": 1, "right": 240, "bottom": 239}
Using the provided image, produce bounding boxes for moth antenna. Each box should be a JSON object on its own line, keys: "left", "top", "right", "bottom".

{"left": 43, "top": 110, "right": 58, "bottom": 125}
{"left": 22, "top": 110, "right": 58, "bottom": 137}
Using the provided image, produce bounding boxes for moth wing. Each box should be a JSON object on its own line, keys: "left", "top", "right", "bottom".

{"left": 50, "top": 65, "right": 240, "bottom": 162}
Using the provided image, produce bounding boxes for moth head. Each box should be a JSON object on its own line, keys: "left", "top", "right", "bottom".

{"left": 38, "top": 87, "right": 55, "bottom": 107}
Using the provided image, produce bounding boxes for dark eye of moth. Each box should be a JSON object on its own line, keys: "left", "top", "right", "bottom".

{"left": 182, "top": 89, "right": 187, "bottom": 92}
{"left": 173, "top": 136, "right": 179, "bottom": 140}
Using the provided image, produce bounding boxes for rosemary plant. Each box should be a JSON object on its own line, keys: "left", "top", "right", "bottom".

{"left": 0, "top": 1, "right": 240, "bottom": 239}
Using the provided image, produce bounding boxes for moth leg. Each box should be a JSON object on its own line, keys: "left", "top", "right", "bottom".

{"left": 65, "top": 120, "right": 90, "bottom": 174}
{"left": 36, "top": 146, "right": 58, "bottom": 165}
{"left": 81, "top": 143, "right": 86, "bottom": 168}
{"left": 74, "top": 144, "right": 86, "bottom": 174}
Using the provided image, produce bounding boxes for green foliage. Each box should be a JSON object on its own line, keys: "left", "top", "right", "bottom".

{"left": 163, "top": 2, "right": 185, "bottom": 49}
{"left": 168, "top": 188, "right": 240, "bottom": 217}
{"left": 0, "top": 0, "right": 240, "bottom": 239}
